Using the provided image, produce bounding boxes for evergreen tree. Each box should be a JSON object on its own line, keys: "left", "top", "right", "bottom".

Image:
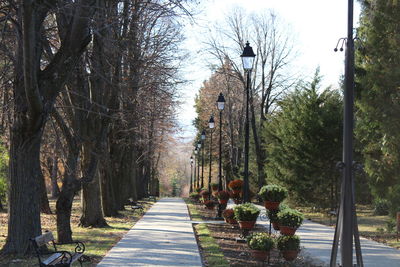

{"left": 264, "top": 70, "right": 343, "bottom": 208}
{"left": 355, "top": 0, "right": 400, "bottom": 215}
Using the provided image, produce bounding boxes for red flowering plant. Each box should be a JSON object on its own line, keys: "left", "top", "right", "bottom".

{"left": 228, "top": 179, "right": 244, "bottom": 191}
{"left": 216, "top": 190, "right": 230, "bottom": 200}
{"left": 204, "top": 200, "right": 215, "bottom": 209}
{"left": 222, "top": 208, "right": 235, "bottom": 219}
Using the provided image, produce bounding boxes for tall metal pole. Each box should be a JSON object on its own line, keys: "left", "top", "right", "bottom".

{"left": 208, "top": 130, "right": 213, "bottom": 197}
{"left": 197, "top": 150, "right": 200, "bottom": 189}
{"left": 341, "top": 0, "right": 355, "bottom": 264}
{"left": 201, "top": 142, "right": 205, "bottom": 189}
{"left": 190, "top": 160, "right": 193, "bottom": 193}
{"left": 243, "top": 71, "right": 250, "bottom": 203}
{"left": 193, "top": 154, "right": 197, "bottom": 190}
{"left": 218, "top": 110, "right": 223, "bottom": 191}
{"left": 330, "top": 1, "right": 362, "bottom": 266}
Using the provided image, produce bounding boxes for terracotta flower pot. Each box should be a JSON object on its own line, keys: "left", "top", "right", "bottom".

{"left": 282, "top": 250, "right": 299, "bottom": 261}
{"left": 279, "top": 226, "right": 297, "bottom": 236}
{"left": 272, "top": 222, "right": 280, "bottom": 230}
{"left": 226, "top": 218, "right": 238, "bottom": 225}
{"left": 233, "top": 199, "right": 242, "bottom": 204}
{"left": 218, "top": 199, "right": 228, "bottom": 205}
{"left": 250, "top": 249, "right": 269, "bottom": 261}
{"left": 238, "top": 220, "right": 256, "bottom": 230}
{"left": 264, "top": 201, "right": 280, "bottom": 210}
{"left": 232, "top": 189, "right": 241, "bottom": 194}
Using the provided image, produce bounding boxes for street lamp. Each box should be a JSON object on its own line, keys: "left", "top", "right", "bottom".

{"left": 193, "top": 149, "right": 197, "bottom": 191}
{"left": 241, "top": 41, "right": 255, "bottom": 203}
{"left": 208, "top": 116, "right": 215, "bottom": 198}
{"left": 196, "top": 143, "right": 201, "bottom": 189}
{"left": 216, "top": 93, "right": 226, "bottom": 219}
{"left": 201, "top": 130, "right": 206, "bottom": 189}
{"left": 190, "top": 156, "right": 194, "bottom": 193}
{"left": 217, "top": 93, "right": 225, "bottom": 192}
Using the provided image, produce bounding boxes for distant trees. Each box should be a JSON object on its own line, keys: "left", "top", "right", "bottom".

{"left": 264, "top": 70, "right": 343, "bottom": 208}
{"left": 355, "top": 0, "right": 400, "bottom": 215}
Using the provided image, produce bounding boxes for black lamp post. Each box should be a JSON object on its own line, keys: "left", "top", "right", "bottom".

{"left": 196, "top": 143, "right": 200, "bottom": 189}
{"left": 194, "top": 149, "right": 198, "bottom": 190}
{"left": 330, "top": 1, "right": 363, "bottom": 266}
{"left": 201, "top": 130, "right": 206, "bottom": 189}
{"left": 241, "top": 41, "right": 256, "bottom": 203}
{"left": 216, "top": 93, "right": 226, "bottom": 219}
{"left": 190, "top": 156, "right": 194, "bottom": 193}
{"left": 208, "top": 116, "right": 215, "bottom": 198}
{"left": 217, "top": 93, "right": 225, "bottom": 191}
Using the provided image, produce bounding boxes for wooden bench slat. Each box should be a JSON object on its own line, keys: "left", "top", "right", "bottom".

{"left": 42, "top": 252, "right": 62, "bottom": 265}
{"left": 71, "top": 252, "right": 83, "bottom": 263}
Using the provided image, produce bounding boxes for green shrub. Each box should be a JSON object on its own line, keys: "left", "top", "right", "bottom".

{"left": 247, "top": 233, "right": 275, "bottom": 251}
{"left": 258, "top": 184, "right": 288, "bottom": 202}
{"left": 386, "top": 219, "right": 396, "bottom": 233}
{"left": 233, "top": 203, "right": 260, "bottom": 221}
{"left": 277, "top": 208, "right": 304, "bottom": 228}
{"left": 277, "top": 235, "right": 300, "bottom": 251}
{"left": 189, "top": 192, "right": 200, "bottom": 199}
{"left": 373, "top": 198, "right": 389, "bottom": 215}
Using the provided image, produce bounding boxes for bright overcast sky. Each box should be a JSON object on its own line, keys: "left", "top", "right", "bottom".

{"left": 176, "top": 0, "right": 361, "bottom": 139}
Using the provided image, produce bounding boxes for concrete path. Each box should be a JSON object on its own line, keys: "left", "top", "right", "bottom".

{"left": 234, "top": 203, "right": 400, "bottom": 267}
{"left": 97, "top": 198, "right": 202, "bottom": 267}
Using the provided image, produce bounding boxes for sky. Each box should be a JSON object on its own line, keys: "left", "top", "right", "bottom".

{"left": 176, "top": 0, "right": 361, "bottom": 140}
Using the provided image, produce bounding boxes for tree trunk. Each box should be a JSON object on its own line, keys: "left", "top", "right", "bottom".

{"left": 2, "top": 126, "right": 43, "bottom": 254}
{"left": 56, "top": 152, "right": 80, "bottom": 243}
{"left": 50, "top": 155, "right": 60, "bottom": 198}
{"left": 79, "top": 142, "right": 107, "bottom": 227}
{"left": 39, "top": 173, "right": 52, "bottom": 214}
{"left": 100, "top": 147, "right": 118, "bottom": 217}
{"left": 80, "top": 169, "right": 107, "bottom": 227}
{"left": 250, "top": 93, "right": 266, "bottom": 191}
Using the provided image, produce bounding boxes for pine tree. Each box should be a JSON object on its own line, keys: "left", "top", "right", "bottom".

{"left": 355, "top": 0, "right": 400, "bottom": 215}
{"left": 264, "top": 70, "right": 343, "bottom": 208}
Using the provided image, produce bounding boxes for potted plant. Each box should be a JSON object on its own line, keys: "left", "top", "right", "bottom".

{"left": 277, "top": 235, "right": 300, "bottom": 261}
{"left": 222, "top": 208, "right": 237, "bottom": 224}
{"left": 229, "top": 191, "right": 242, "bottom": 204}
{"left": 277, "top": 208, "right": 304, "bottom": 235}
{"left": 233, "top": 203, "right": 260, "bottom": 230}
{"left": 247, "top": 233, "right": 275, "bottom": 261}
{"left": 204, "top": 200, "right": 215, "bottom": 210}
{"left": 200, "top": 189, "right": 210, "bottom": 202}
{"left": 228, "top": 179, "right": 244, "bottom": 194}
{"left": 210, "top": 182, "right": 219, "bottom": 191}
{"left": 258, "top": 184, "right": 288, "bottom": 210}
{"left": 189, "top": 192, "right": 200, "bottom": 202}
{"left": 216, "top": 190, "right": 230, "bottom": 205}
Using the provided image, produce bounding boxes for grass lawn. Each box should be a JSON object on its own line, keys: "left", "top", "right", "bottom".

{"left": 185, "top": 200, "right": 230, "bottom": 267}
{"left": 0, "top": 197, "right": 154, "bottom": 266}
{"left": 298, "top": 205, "right": 400, "bottom": 249}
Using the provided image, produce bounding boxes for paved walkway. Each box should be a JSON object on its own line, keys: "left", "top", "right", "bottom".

{"left": 241, "top": 203, "right": 400, "bottom": 267}
{"left": 97, "top": 198, "right": 202, "bottom": 267}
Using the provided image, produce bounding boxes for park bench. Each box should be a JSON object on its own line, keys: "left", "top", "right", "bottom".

{"left": 30, "top": 231, "right": 86, "bottom": 267}
{"left": 126, "top": 198, "right": 144, "bottom": 212}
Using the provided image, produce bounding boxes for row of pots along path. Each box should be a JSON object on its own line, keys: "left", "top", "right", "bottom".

{"left": 189, "top": 181, "right": 304, "bottom": 263}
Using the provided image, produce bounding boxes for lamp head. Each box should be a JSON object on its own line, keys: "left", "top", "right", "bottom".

{"left": 241, "top": 41, "right": 256, "bottom": 71}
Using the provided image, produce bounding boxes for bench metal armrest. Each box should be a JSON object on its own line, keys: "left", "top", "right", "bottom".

{"left": 55, "top": 241, "right": 85, "bottom": 254}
